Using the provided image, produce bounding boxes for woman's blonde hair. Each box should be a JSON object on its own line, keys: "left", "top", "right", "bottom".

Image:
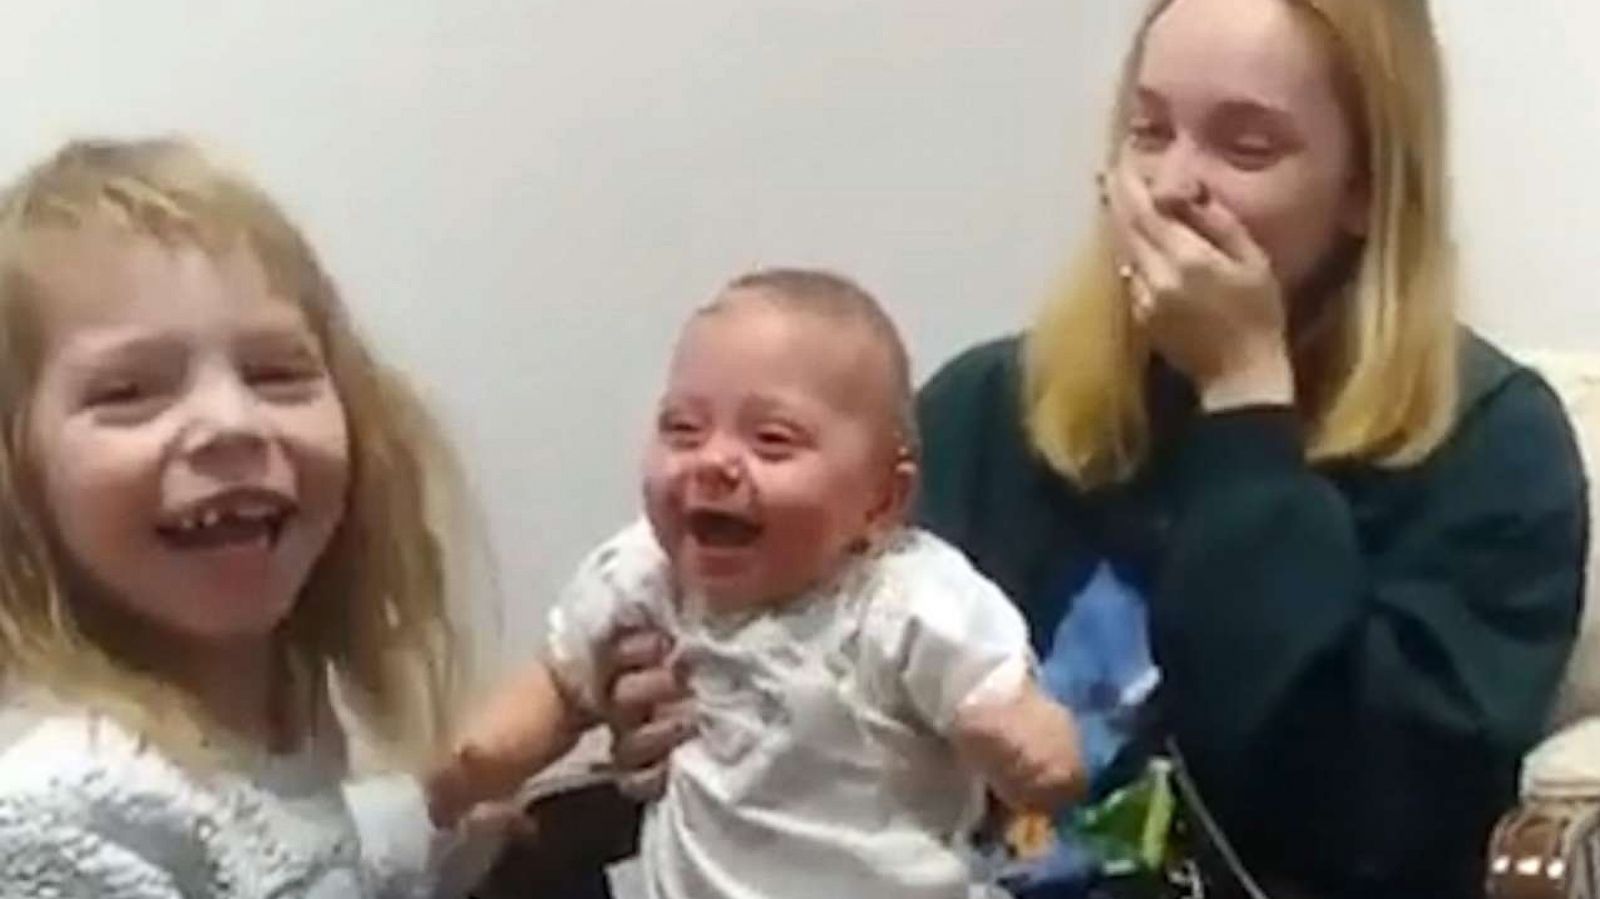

{"left": 0, "top": 137, "right": 465, "bottom": 768}
{"left": 1026, "top": 0, "right": 1458, "bottom": 487}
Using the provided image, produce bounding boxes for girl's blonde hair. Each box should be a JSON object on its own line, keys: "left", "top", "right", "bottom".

{"left": 0, "top": 137, "right": 464, "bottom": 767}
{"left": 1026, "top": 0, "right": 1458, "bottom": 487}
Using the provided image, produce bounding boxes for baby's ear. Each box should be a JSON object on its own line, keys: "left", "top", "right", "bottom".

{"left": 864, "top": 446, "right": 918, "bottom": 545}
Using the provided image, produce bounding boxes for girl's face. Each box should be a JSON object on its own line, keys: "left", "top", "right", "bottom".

{"left": 1122, "top": 0, "right": 1367, "bottom": 295}
{"left": 24, "top": 227, "right": 349, "bottom": 650}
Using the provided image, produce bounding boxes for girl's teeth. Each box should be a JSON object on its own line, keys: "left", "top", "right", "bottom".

{"left": 201, "top": 509, "right": 222, "bottom": 528}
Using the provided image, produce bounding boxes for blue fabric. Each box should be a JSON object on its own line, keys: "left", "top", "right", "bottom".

{"left": 1005, "top": 562, "right": 1160, "bottom": 896}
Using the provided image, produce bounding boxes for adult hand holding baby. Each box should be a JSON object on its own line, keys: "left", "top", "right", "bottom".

{"left": 600, "top": 625, "right": 695, "bottom": 801}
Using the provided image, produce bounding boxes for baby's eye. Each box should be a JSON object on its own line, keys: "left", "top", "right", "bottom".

{"left": 751, "top": 426, "right": 805, "bottom": 459}
{"left": 658, "top": 414, "right": 704, "bottom": 447}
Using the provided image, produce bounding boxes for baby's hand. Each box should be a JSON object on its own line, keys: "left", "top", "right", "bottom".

{"left": 427, "top": 660, "right": 586, "bottom": 827}
{"left": 1006, "top": 811, "right": 1058, "bottom": 861}
{"left": 953, "top": 680, "right": 1086, "bottom": 813}
{"left": 425, "top": 743, "right": 524, "bottom": 829}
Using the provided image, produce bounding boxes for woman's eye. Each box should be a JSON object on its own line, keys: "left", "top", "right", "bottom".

{"left": 1225, "top": 137, "right": 1281, "bottom": 168}
{"left": 1127, "top": 119, "right": 1172, "bottom": 150}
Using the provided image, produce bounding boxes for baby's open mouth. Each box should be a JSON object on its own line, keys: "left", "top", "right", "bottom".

{"left": 686, "top": 508, "right": 763, "bottom": 548}
{"left": 156, "top": 489, "right": 295, "bottom": 551}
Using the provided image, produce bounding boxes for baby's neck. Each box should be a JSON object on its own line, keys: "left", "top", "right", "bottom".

{"left": 685, "top": 554, "right": 869, "bottom": 619}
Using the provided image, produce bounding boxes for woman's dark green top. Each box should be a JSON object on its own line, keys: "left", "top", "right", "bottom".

{"left": 914, "top": 332, "right": 1586, "bottom": 899}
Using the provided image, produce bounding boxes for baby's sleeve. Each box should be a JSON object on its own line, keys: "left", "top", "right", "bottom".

{"left": 544, "top": 519, "right": 674, "bottom": 716}
{"left": 872, "top": 532, "right": 1035, "bottom": 735}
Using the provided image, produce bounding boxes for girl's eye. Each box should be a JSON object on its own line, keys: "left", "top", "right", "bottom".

{"left": 246, "top": 365, "right": 302, "bottom": 385}
{"left": 83, "top": 373, "right": 171, "bottom": 424}
{"left": 87, "top": 379, "right": 147, "bottom": 407}
{"left": 243, "top": 359, "right": 326, "bottom": 402}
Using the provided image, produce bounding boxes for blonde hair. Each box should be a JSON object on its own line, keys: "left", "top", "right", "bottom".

{"left": 0, "top": 137, "right": 465, "bottom": 768}
{"left": 1026, "top": 0, "right": 1458, "bottom": 487}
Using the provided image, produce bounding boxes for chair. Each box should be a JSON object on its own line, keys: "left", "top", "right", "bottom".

{"left": 1488, "top": 351, "right": 1600, "bottom": 899}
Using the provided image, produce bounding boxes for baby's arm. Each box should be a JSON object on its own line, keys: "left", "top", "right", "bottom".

{"left": 950, "top": 673, "right": 1084, "bottom": 812}
{"left": 424, "top": 661, "right": 590, "bottom": 829}
{"left": 885, "top": 532, "right": 1086, "bottom": 815}
{"left": 427, "top": 520, "right": 672, "bottom": 828}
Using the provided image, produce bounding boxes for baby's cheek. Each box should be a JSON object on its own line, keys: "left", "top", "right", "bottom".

{"left": 640, "top": 474, "right": 685, "bottom": 552}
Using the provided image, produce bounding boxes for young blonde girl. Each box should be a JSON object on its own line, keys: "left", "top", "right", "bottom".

{"left": 0, "top": 137, "right": 483, "bottom": 898}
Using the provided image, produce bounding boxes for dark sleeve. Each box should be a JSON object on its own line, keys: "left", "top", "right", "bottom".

{"left": 1153, "top": 373, "right": 1585, "bottom": 894}
{"left": 914, "top": 341, "right": 1003, "bottom": 550}
{"left": 916, "top": 337, "right": 1042, "bottom": 558}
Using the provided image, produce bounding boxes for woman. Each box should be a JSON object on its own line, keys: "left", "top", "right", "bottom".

{"left": 598, "top": 0, "right": 1585, "bottom": 897}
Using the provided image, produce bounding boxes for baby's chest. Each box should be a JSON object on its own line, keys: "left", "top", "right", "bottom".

{"left": 674, "top": 611, "right": 926, "bottom": 773}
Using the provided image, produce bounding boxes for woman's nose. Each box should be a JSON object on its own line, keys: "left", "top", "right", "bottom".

{"left": 1143, "top": 143, "right": 1210, "bottom": 212}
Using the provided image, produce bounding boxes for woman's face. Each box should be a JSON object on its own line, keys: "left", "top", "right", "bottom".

{"left": 1122, "top": 0, "right": 1367, "bottom": 294}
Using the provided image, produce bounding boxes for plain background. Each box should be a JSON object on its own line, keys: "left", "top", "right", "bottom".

{"left": 3, "top": 1, "right": 1597, "bottom": 670}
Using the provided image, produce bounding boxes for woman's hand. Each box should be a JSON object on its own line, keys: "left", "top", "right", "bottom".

{"left": 599, "top": 626, "right": 695, "bottom": 801}
{"left": 1103, "top": 162, "right": 1295, "bottom": 411}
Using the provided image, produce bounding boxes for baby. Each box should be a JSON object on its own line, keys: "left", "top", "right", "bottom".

{"left": 432, "top": 269, "right": 1084, "bottom": 898}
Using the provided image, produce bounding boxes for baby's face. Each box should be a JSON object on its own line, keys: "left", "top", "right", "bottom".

{"left": 643, "top": 294, "right": 904, "bottom": 612}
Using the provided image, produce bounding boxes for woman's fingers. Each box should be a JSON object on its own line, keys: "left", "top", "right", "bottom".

{"left": 608, "top": 663, "right": 690, "bottom": 730}
{"left": 611, "top": 701, "right": 695, "bottom": 771}
{"left": 1122, "top": 222, "right": 1176, "bottom": 322}
{"left": 616, "top": 763, "right": 671, "bottom": 802}
{"left": 1175, "top": 189, "right": 1269, "bottom": 269}
{"left": 599, "top": 626, "right": 682, "bottom": 728}
{"left": 1110, "top": 161, "right": 1231, "bottom": 276}
{"left": 600, "top": 627, "right": 672, "bottom": 687}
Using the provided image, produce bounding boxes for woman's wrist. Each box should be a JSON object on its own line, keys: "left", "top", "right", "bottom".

{"left": 1199, "top": 346, "right": 1295, "bottom": 412}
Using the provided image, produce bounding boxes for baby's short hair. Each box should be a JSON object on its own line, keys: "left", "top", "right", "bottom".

{"left": 705, "top": 268, "right": 918, "bottom": 457}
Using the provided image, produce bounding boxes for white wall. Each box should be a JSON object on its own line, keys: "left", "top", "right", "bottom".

{"left": 2, "top": 1, "right": 1596, "bottom": 668}
{"left": 1435, "top": 1, "right": 1600, "bottom": 349}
